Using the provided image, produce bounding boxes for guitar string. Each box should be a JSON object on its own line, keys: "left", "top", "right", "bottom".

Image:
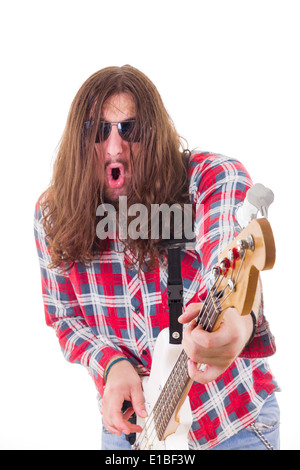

{"left": 199, "top": 251, "right": 246, "bottom": 327}
{"left": 195, "top": 281, "right": 219, "bottom": 329}
{"left": 154, "top": 352, "right": 190, "bottom": 441}
{"left": 135, "top": 349, "right": 190, "bottom": 449}
{"left": 135, "top": 253, "right": 246, "bottom": 449}
{"left": 198, "top": 284, "right": 222, "bottom": 330}
{"left": 134, "top": 351, "right": 187, "bottom": 448}
{"left": 215, "top": 251, "right": 246, "bottom": 310}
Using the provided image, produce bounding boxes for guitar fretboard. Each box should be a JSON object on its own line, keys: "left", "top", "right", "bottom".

{"left": 152, "top": 290, "right": 220, "bottom": 440}
{"left": 153, "top": 349, "right": 190, "bottom": 440}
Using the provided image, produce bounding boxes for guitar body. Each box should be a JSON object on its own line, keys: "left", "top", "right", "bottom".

{"left": 136, "top": 328, "right": 193, "bottom": 450}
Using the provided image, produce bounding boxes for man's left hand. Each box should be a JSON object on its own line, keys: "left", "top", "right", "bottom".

{"left": 178, "top": 303, "right": 254, "bottom": 384}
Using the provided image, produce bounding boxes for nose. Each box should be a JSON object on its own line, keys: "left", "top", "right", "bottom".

{"left": 104, "top": 125, "right": 124, "bottom": 158}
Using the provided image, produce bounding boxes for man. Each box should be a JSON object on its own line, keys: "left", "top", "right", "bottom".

{"left": 34, "top": 65, "right": 279, "bottom": 450}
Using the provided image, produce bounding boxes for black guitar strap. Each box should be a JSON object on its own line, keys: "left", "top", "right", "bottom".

{"left": 167, "top": 245, "right": 184, "bottom": 344}
{"left": 167, "top": 150, "right": 195, "bottom": 345}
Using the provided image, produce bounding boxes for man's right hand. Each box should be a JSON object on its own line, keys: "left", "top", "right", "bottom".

{"left": 102, "top": 358, "right": 147, "bottom": 436}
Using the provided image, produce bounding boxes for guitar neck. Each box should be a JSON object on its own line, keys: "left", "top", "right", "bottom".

{"left": 152, "top": 348, "right": 191, "bottom": 441}
{"left": 152, "top": 291, "right": 220, "bottom": 441}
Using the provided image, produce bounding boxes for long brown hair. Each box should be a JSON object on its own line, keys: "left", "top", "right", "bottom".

{"left": 40, "top": 65, "right": 190, "bottom": 271}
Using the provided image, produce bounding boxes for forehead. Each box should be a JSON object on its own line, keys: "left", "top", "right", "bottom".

{"left": 102, "top": 93, "right": 136, "bottom": 121}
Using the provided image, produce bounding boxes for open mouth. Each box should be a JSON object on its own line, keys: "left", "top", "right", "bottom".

{"left": 112, "top": 167, "right": 121, "bottom": 180}
{"left": 106, "top": 163, "right": 126, "bottom": 189}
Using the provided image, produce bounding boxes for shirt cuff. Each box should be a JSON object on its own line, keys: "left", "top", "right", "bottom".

{"left": 89, "top": 347, "right": 129, "bottom": 397}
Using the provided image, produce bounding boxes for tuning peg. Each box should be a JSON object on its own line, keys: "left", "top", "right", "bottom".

{"left": 237, "top": 235, "right": 255, "bottom": 253}
{"left": 219, "top": 258, "right": 231, "bottom": 275}
{"left": 236, "top": 183, "right": 274, "bottom": 228}
{"left": 247, "top": 183, "right": 274, "bottom": 218}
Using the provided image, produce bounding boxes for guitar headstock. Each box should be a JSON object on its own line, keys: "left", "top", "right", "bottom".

{"left": 209, "top": 218, "right": 276, "bottom": 330}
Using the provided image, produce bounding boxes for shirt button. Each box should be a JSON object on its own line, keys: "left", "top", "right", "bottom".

{"left": 142, "top": 349, "right": 148, "bottom": 356}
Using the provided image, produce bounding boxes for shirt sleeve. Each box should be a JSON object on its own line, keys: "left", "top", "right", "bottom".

{"left": 34, "top": 205, "right": 127, "bottom": 396}
{"left": 189, "top": 152, "right": 276, "bottom": 357}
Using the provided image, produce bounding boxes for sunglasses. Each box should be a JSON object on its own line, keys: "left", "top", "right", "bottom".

{"left": 84, "top": 119, "right": 140, "bottom": 143}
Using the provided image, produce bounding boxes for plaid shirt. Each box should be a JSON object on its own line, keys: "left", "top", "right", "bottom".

{"left": 34, "top": 151, "right": 278, "bottom": 449}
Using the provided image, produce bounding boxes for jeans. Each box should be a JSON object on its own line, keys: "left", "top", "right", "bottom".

{"left": 212, "top": 393, "right": 280, "bottom": 450}
{"left": 101, "top": 392, "right": 280, "bottom": 451}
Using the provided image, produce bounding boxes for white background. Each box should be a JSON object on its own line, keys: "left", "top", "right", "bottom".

{"left": 1, "top": 0, "right": 299, "bottom": 450}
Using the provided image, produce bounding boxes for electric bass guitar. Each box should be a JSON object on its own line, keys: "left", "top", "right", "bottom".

{"left": 132, "top": 217, "right": 276, "bottom": 450}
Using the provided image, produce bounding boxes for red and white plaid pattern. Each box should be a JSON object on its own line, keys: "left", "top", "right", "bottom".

{"left": 34, "top": 152, "right": 278, "bottom": 449}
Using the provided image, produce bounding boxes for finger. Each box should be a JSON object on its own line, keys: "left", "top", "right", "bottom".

{"left": 102, "top": 409, "right": 123, "bottom": 434}
{"left": 105, "top": 424, "right": 123, "bottom": 436}
{"left": 102, "top": 393, "right": 129, "bottom": 433}
{"left": 131, "top": 387, "right": 148, "bottom": 419}
{"left": 104, "top": 409, "right": 142, "bottom": 436}
{"left": 187, "top": 359, "right": 225, "bottom": 385}
{"left": 183, "top": 322, "right": 227, "bottom": 364}
{"left": 184, "top": 318, "right": 200, "bottom": 334}
{"left": 122, "top": 406, "right": 135, "bottom": 421}
{"left": 178, "top": 302, "right": 202, "bottom": 323}
{"left": 183, "top": 323, "right": 213, "bottom": 364}
{"left": 122, "top": 408, "right": 143, "bottom": 434}
{"left": 105, "top": 420, "right": 142, "bottom": 436}
{"left": 189, "top": 320, "right": 231, "bottom": 351}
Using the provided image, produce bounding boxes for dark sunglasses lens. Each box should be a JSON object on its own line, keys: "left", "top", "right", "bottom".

{"left": 96, "top": 122, "right": 111, "bottom": 143}
{"left": 92, "top": 120, "right": 140, "bottom": 143}
{"left": 119, "top": 120, "right": 139, "bottom": 142}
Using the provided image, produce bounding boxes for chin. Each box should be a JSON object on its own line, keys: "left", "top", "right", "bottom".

{"left": 104, "top": 186, "right": 128, "bottom": 203}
